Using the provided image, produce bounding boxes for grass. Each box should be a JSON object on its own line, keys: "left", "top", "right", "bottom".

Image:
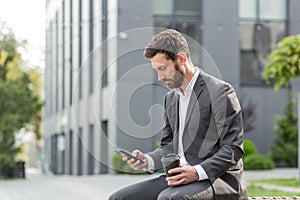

{"left": 248, "top": 185, "right": 300, "bottom": 196}
{"left": 250, "top": 178, "right": 300, "bottom": 188}
{"left": 248, "top": 178, "right": 300, "bottom": 197}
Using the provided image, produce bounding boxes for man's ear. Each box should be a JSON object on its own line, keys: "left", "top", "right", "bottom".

{"left": 177, "top": 52, "right": 187, "bottom": 65}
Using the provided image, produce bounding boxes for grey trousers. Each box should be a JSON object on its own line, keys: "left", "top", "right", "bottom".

{"left": 108, "top": 175, "right": 214, "bottom": 200}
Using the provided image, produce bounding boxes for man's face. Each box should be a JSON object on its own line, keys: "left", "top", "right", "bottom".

{"left": 151, "top": 53, "right": 185, "bottom": 89}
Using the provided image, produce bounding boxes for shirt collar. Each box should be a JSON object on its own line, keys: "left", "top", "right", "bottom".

{"left": 175, "top": 67, "right": 200, "bottom": 96}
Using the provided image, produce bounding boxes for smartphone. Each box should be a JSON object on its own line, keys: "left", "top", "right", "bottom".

{"left": 115, "top": 149, "right": 144, "bottom": 164}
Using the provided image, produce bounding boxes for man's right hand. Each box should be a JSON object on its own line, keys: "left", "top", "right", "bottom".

{"left": 123, "top": 149, "right": 148, "bottom": 171}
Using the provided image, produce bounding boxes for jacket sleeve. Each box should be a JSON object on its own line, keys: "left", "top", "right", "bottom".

{"left": 200, "top": 83, "right": 244, "bottom": 183}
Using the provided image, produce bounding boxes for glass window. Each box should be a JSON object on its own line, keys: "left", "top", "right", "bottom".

{"left": 175, "top": 17, "right": 200, "bottom": 43}
{"left": 102, "top": 0, "right": 108, "bottom": 88}
{"left": 153, "top": 0, "right": 173, "bottom": 15}
{"left": 62, "top": 0, "right": 65, "bottom": 109}
{"left": 239, "top": 0, "right": 287, "bottom": 20}
{"left": 239, "top": 0, "right": 257, "bottom": 19}
{"left": 69, "top": 130, "right": 73, "bottom": 175}
{"left": 89, "top": 0, "right": 94, "bottom": 94}
{"left": 100, "top": 120, "right": 109, "bottom": 173}
{"left": 77, "top": 127, "right": 82, "bottom": 175}
{"left": 240, "top": 21, "right": 285, "bottom": 84}
{"left": 69, "top": 0, "right": 73, "bottom": 105}
{"left": 239, "top": 0, "right": 287, "bottom": 85}
{"left": 259, "top": 0, "right": 287, "bottom": 20}
{"left": 174, "top": 0, "right": 201, "bottom": 16}
{"left": 55, "top": 12, "right": 59, "bottom": 112}
{"left": 79, "top": 0, "right": 82, "bottom": 100}
{"left": 88, "top": 124, "right": 94, "bottom": 175}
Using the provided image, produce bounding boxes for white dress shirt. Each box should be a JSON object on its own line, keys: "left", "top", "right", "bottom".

{"left": 145, "top": 67, "right": 208, "bottom": 180}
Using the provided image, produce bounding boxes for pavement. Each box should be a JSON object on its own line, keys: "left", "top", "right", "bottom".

{"left": 0, "top": 168, "right": 299, "bottom": 200}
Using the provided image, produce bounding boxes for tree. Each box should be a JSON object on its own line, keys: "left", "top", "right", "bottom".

{"left": 262, "top": 34, "right": 299, "bottom": 167}
{"left": 0, "top": 21, "right": 42, "bottom": 170}
{"left": 262, "top": 34, "right": 300, "bottom": 91}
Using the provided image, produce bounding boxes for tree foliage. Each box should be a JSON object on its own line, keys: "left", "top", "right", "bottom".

{"left": 0, "top": 21, "right": 43, "bottom": 169}
{"left": 262, "top": 35, "right": 299, "bottom": 167}
{"left": 270, "top": 96, "right": 298, "bottom": 167}
{"left": 262, "top": 34, "right": 300, "bottom": 91}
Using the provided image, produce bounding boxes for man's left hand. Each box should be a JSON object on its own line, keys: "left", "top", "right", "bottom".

{"left": 166, "top": 165, "right": 199, "bottom": 186}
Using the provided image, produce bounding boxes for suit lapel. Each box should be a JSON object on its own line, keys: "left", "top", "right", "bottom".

{"left": 172, "top": 93, "right": 179, "bottom": 154}
{"left": 184, "top": 75, "right": 205, "bottom": 130}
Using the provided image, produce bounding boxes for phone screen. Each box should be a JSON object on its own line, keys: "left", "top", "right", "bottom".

{"left": 115, "top": 149, "right": 144, "bottom": 164}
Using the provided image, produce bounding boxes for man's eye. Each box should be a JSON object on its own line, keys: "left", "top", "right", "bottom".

{"left": 158, "top": 66, "right": 166, "bottom": 71}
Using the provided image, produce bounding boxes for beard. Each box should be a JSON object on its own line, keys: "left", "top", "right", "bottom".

{"left": 163, "top": 63, "right": 185, "bottom": 89}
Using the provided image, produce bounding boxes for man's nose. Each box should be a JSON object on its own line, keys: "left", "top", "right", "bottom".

{"left": 158, "top": 72, "right": 165, "bottom": 81}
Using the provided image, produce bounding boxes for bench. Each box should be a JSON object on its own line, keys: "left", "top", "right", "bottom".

{"left": 249, "top": 197, "right": 300, "bottom": 200}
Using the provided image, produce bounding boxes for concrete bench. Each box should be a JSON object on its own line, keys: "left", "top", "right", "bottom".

{"left": 249, "top": 197, "right": 300, "bottom": 200}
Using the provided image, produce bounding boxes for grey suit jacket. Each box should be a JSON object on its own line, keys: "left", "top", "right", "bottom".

{"left": 148, "top": 69, "right": 248, "bottom": 199}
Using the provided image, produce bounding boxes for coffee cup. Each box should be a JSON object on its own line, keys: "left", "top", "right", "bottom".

{"left": 161, "top": 153, "right": 180, "bottom": 177}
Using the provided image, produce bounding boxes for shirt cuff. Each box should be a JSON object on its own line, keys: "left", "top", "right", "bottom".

{"left": 143, "top": 154, "right": 155, "bottom": 173}
{"left": 193, "top": 164, "right": 208, "bottom": 181}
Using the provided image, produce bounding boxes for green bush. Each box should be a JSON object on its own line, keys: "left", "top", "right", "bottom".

{"left": 111, "top": 153, "right": 144, "bottom": 175}
{"left": 111, "top": 153, "right": 125, "bottom": 174}
{"left": 270, "top": 96, "right": 298, "bottom": 167}
{"left": 244, "top": 154, "right": 274, "bottom": 170}
{"left": 243, "top": 139, "right": 258, "bottom": 158}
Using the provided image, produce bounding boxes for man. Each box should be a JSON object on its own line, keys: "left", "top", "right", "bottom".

{"left": 108, "top": 29, "right": 248, "bottom": 200}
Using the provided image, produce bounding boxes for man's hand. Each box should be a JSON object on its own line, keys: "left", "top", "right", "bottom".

{"left": 166, "top": 165, "right": 199, "bottom": 186}
{"left": 124, "top": 150, "right": 148, "bottom": 171}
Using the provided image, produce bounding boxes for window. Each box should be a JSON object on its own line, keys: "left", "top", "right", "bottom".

{"left": 174, "top": 0, "right": 201, "bottom": 16}
{"left": 79, "top": 0, "right": 83, "bottom": 99}
{"left": 239, "top": 0, "right": 257, "bottom": 19}
{"left": 89, "top": 0, "right": 94, "bottom": 94}
{"left": 239, "top": 0, "right": 286, "bottom": 20}
{"left": 69, "top": 0, "right": 73, "bottom": 105}
{"left": 62, "top": 0, "right": 65, "bottom": 109}
{"left": 51, "top": 134, "right": 58, "bottom": 174}
{"left": 69, "top": 130, "right": 73, "bottom": 175}
{"left": 239, "top": 0, "right": 286, "bottom": 85}
{"left": 101, "top": 0, "right": 108, "bottom": 88}
{"left": 259, "top": 0, "right": 286, "bottom": 20}
{"left": 153, "top": 0, "right": 173, "bottom": 15}
{"left": 55, "top": 12, "right": 59, "bottom": 112}
{"left": 153, "top": 0, "right": 201, "bottom": 16}
{"left": 47, "top": 22, "right": 54, "bottom": 115}
{"left": 88, "top": 124, "right": 94, "bottom": 175}
{"left": 100, "top": 120, "right": 108, "bottom": 173}
{"left": 57, "top": 133, "right": 66, "bottom": 174}
{"left": 77, "top": 127, "right": 83, "bottom": 175}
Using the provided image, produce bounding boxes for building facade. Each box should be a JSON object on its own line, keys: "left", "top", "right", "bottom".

{"left": 44, "top": 0, "right": 300, "bottom": 175}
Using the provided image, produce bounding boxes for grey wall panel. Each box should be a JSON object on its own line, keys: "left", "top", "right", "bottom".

{"left": 118, "top": 0, "right": 153, "bottom": 31}
{"left": 288, "top": 0, "right": 300, "bottom": 35}
{"left": 241, "top": 87, "right": 289, "bottom": 154}
{"left": 117, "top": 128, "right": 159, "bottom": 153}
{"left": 116, "top": 1, "right": 161, "bottom": 153}
{"left": 201, "top": 0, "right": 240, "bottom": 88}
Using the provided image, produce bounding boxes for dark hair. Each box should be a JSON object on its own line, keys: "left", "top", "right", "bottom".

{"left": 144, "top": 29, "right": 190, "bottom": 62}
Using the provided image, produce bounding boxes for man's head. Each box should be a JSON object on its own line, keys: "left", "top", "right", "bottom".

{"left": 144, "top": 29, "right": 190, "bottom": 62}
{"left": 144, "top": 29, "right": 191, "bottom": 89}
